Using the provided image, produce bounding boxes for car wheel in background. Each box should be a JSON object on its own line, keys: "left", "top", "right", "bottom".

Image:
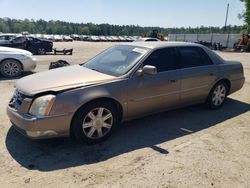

{"left": 0, "top": 59, "right": 22, "bottom": 78}
{"left": 207, "top": 81, "right": 229, "bottom": 109}
{"left": 71, "top": 101, "right": 119, "bottom": 144}
{"left": 37, "top": 48, "right": 46, "bottom": 55}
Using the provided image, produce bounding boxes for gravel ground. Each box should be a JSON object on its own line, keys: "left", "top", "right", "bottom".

{"left": 0, "top": 42, "right": 250, "bottom": 188}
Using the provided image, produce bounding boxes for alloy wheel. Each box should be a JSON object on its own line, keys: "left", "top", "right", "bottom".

{"left": 212, "top": 84, "right": 226, "bottom": 106}
{"left": 3, "top": 61, "right": 21, "bottom": 77}
{"left": 38, "top": 48, "right": 46, "bottom": 55}
{"left": 82, "top": 107, "right": 113, "bottom": 139}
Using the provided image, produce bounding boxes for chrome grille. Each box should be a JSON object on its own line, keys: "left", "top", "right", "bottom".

{"left": 9, "top": 90, "right": 24, "bottom": 110}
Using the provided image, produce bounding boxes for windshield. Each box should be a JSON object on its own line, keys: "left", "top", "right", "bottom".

{"left": 83, "top": 45, "right": 149, "bottom": 76}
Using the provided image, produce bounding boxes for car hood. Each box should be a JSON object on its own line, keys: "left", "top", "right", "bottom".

{"left": 0, "top": 47, "right": 32, "bottom": 56}
{"left": 16, "top": 65, "right": 116, "bottom": 96}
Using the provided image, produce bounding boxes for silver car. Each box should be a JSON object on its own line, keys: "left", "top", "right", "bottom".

{"left": 7, "top": 42, "right": 245, "bottom": 143}
{"left": 0, "top": 47, "right": 36, "bottom": 77}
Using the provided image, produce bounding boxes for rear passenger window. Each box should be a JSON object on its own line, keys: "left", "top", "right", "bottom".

{"left": 179, "top": 47, "right": 213, "bottom": 68}
{"left": 143, "top": 48, "right": 177, "bottom": 72}
{"left": 12, "top": 37, "right": 26, "bottom": 43}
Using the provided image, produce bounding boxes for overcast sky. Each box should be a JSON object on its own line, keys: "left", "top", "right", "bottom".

{"left": 0, "top": 0, "right": 245, "bottom": 27}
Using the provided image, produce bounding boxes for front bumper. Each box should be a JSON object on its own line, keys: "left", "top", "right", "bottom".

{"left": 22, "top": 57, "right": 37, "bottom": 72}
{"left": 7, "top": 106, "right": 73, "bottom": 139}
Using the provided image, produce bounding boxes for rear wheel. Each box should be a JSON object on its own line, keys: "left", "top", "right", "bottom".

{"left": 0, "top": 59, "right": 22, "bottom": 78}
{"left": 207, "top": 81, "right": 229, "bottom": 109}
{"left": 71, "top": 101, "right": 119, "bottom": 144}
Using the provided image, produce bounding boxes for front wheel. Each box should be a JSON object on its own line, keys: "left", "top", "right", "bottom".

{"left": 0, "top": 59, "right": 22, "bottom": 78}
{"left": 71, "top": 101, "right": 119, "bottom": 144}
{"left": 207, "top": 81, "right": 229, "bottom": 109}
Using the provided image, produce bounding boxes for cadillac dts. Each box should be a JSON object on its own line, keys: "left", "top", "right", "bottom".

{"left": 7, "top": 42, "right": 245, "bottom": 143}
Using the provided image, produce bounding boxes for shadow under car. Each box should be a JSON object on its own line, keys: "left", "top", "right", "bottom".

{"left": 5, "top": 98, "right": 250, "bottom": 171}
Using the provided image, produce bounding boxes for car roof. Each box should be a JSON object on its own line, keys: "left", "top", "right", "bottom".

{"left": 121, "top": 41, "right": 203, "bottom": 49}
{"left": 0, "top": 33, "right": 17, "bottom": 36}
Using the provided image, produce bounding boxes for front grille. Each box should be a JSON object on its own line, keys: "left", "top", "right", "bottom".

{"left": 9, "top": 90, "right": 25, "bottom": 110}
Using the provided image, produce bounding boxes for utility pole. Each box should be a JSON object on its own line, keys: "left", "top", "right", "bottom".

{"left": 224, "top": 3, "right": 229, "bottom": 33}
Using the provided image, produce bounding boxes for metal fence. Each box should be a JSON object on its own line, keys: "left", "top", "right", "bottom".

{"left": 168, "top": 34, "right": 241, "bottom": 48}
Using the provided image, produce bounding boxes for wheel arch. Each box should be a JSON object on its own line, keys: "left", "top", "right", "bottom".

{"left": 207, "top": 78, "right": 231, "bottom": 101}
{"left": 69, "top": 97, "right": 123, "bottom": 136}
{"left": 213, "top": 78, "right": 231, "bottom": 94}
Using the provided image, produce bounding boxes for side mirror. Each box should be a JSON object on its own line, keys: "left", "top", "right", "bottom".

{"left": 136, "top": 65, "right": 157, "bottom": 76}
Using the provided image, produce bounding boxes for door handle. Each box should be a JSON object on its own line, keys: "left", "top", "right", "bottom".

{"left": 170, "top": 79, "right": 176, "bottom": 83}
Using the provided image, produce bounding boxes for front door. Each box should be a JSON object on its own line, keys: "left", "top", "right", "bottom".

{"left": 127, "top": 47, "right": 181, "bottom": 119}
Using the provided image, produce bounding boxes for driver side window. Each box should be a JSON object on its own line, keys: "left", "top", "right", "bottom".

{"left": 143, "top": 48, "right": 177, "bottom": 73}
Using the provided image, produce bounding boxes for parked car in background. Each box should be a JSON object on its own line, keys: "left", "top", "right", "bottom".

{"left": 125, "top": 36, "right": 134, "bottom": 42}
{"left": 0, "top": 47, "right": 36, "bottom": 77}
{"left": 99, "top": 36, "right": 108, "bottom": 42}
{"left": 43, "top": 35, "right": 53, "bottom": 41}
{"left": 63, "top": 35, "right": 73, "bottom": 42}
{"left": 71, "top": 34, "right": 80, "bottom": 41}
{"left": 118, "top": 36, "right": 127, "bottom": 42}
{"left": 134, "top": 38, "right": 160, "bottom": 42}
{"left": 52, "top": 35, "right": 63, "bottom": 42}
{"left": 80, "top": 35, "right": 89, "bottom": 41}
{"left": 0, "top": 34, "right": 17, "bottom": 45}
{"left": 111, "top": 36, "right": 120, "bottom": 42}
{"left": 106, "top": 36, "right": 114, "bottom": 42}
{"left": 90, "top": 36, "right": 101, "bottom": 42}
{"left": 34, "top": 34, "right": 42, "bottom": 39}
{"left": 0, "top": 36, "right": 53, "bottom": 55}
{"left": 7, "top": 42, "right": 245, "bottom": 143}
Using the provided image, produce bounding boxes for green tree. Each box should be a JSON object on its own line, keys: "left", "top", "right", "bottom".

{"left": 0, "top": 22, "right": 9, "bottom": 32}
{"left": 239, "top": 0, "right": 250, "bottom": 32}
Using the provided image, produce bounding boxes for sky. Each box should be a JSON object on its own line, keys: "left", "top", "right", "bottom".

{"left": 0, "top": 0, "right": 245, "bottom": 28}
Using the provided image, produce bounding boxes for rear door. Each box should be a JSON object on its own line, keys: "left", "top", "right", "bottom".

{"left": 127, "top": 47, "right": 181, "bottom": 119}
{"left": 177, "top": 47, "right": 218, "bottom": 105}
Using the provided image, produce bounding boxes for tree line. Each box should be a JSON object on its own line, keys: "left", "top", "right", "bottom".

{"left": 0, "top": 17, "right": 244, "bottom": 36}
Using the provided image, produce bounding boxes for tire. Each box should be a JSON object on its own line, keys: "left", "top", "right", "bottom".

{"left": 37, "top": 48, "right": 46, "bottom": 55}
{"left": 0, "top": 59, "right": 22, "bottom": 78}
{"left": 206, "top": 81, "right": 229, "bottom": 109}
{"left": 27, "top": 46, "right": 37, "bottom": 55}
{"left": 71, "top": 101, "right": 119, "bottom": 144}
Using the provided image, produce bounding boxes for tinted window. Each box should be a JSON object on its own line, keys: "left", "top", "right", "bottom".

{"left": 143, "top": 48, "right": 177, "bottom": 72}
{"left": 12, "top": 37, "right": 26, "bottom": 43}
{"left": 179, "top": 47, "right": 213, "bottom": 68}
{"left": 28, "top": 37, "right": 39, "bottom": 42}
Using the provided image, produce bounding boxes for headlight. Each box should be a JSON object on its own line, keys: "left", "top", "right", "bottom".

{"left": 29, "top": 95, "right": 56, "bottom": 116}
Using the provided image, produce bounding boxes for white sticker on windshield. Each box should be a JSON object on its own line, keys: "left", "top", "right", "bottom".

{"left": 132, "top": 48, "right": 147, "bottom": 54}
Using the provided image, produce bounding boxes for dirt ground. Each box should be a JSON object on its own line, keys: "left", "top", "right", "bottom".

{"left": 0, "top": 42, "right": 250, "bottom": 188}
